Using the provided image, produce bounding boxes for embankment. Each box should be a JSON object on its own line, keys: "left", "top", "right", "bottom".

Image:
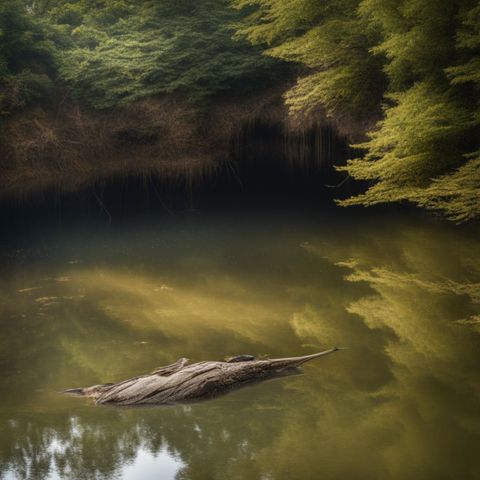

{"left": 0, "top": 87, "right": 355, "bottom": 200}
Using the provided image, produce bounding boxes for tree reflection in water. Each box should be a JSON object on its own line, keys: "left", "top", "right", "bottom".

{"left": 1, "top": 213, "right": 479, "bottom": 479}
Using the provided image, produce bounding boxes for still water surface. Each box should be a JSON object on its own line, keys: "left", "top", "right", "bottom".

{"left": 1, "top": 208, "right": 479, "bottom": 479}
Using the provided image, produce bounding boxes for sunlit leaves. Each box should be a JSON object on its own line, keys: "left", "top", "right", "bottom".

{"left": 235, "top": 0, "right": 480, "bottom": 221}
{"left": 339, "top": 0, "right": 480, "bottom": 218}
{"left": 235, "top": 0, "right": 385, "bottom": 124}
{"left": 412, "top": 152, "right": 480, "bottom": 222}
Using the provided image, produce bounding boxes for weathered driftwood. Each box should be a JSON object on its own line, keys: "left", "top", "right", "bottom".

{"left": 66, "top": 348, "right": 341, "bottom": 406}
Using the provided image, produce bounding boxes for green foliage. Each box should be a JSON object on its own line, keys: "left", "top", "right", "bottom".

{"left": 338, "top": 82, "right": 475, "bottom": 203}
{"left": 339, "top": 0, "right": 480, "bottom": 219}
{"left": 446, "top": 4, "right": 480, "bottom": 93}
{"left": 0, "top": 1, "right": 55, "bottom": 114}
{"left": 1, "top": 0, "right": 281, "bottom": 111}
{"left": 412, "top": 151, "right": 480, "bottom": 223}
{"left": 36, "top": 0, "right": 281, "bottom": 109}
{"left": 236, "top": 0, "right": 480, "bottom": 221}
{"left": 361, "top": 0, "right": 459, "bottom": 89}
{"left": 234, "top": 0, "right": 385, "bottom": 123}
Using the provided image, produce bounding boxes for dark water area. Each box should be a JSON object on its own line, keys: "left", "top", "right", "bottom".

{"left": 0, "top": 121, "right": 360, "bottom": 236}
{"left": 1, "top": 179, "right": 480, "bottom": 479}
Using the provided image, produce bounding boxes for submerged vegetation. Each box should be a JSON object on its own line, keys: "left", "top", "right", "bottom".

{"left": 0, "top": 0, "right": 479, "bottom": 220}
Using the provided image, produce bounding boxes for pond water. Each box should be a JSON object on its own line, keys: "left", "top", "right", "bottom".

{"left": 1, "top": 207, "right": 479, "bottom": 480}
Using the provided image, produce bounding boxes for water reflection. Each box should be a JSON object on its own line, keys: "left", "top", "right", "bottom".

{"left": 1, "top": 212, "right": 479, "bottom": 479}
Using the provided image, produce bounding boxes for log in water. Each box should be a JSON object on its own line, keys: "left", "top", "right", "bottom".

{"left": 66, "top": 348, "right": 342, "bottom": 406}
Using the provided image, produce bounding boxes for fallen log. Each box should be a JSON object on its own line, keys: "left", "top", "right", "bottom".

{"left": 66, "top": 348, "right": 342, "bottom": 406}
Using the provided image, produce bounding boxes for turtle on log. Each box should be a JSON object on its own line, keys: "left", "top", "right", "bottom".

{"left": 65, "top": 347, "right": 342, "bottom": 407}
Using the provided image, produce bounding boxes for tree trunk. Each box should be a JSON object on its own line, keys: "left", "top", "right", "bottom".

{"left": 66, "top": 348, "right": 341, "bottom": 406}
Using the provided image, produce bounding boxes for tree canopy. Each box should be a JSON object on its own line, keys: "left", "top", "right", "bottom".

{"left": 0, "top": 0, "right": 55, "bottom": 115}
{"left": 49, "top": 0, "right": 284, "bottom": 108}
{"left": 1, "top": 0, "right": 283, "bottom": 110}
{"left": 1, "top": 0, "right": 478, "bottom": 220}
{"left": 235, "top": 0, "right": 480, "bottom": 220}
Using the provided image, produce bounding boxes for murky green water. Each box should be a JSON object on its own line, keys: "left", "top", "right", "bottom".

{"left": 1, "top": 209, "right": 480, "bottom": 480}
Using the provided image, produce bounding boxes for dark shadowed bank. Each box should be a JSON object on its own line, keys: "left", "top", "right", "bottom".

{"left": 0, "top": 87, "right": 353, "bottom": 199}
